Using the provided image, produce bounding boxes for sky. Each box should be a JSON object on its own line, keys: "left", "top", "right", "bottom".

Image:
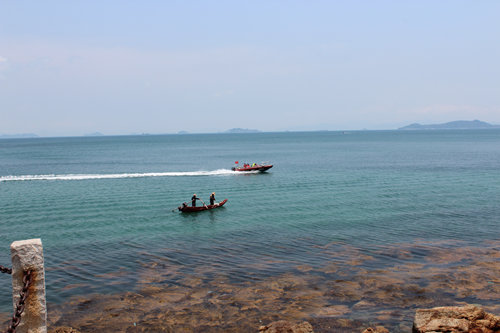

{"left": 1, "top": 1, "right": 499, "bottom": 136}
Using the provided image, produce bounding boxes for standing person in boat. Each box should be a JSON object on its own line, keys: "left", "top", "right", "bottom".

{"left": 191, "top": 194, "right": 199, "bottom": 207}
{"left": 209, "top": 192, "right": 216, "bottom": 205}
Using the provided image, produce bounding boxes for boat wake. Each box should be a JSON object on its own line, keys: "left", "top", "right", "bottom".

{"left": 0, "top": 169, "right": 238, "bottom": 182}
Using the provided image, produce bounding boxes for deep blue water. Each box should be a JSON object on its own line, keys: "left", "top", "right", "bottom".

{"left": 1, "top": 130, "right": 499, "bottom": 314}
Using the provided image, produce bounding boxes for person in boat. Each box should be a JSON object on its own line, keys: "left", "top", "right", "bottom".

{"left": 252, "top": 163, "right": 256, "bottom": 167}
{"left": 191, "top": 194, "right": 199, "bottom": 207}
{"left": 209, "top": 192, "right": 216, "bottom": 205}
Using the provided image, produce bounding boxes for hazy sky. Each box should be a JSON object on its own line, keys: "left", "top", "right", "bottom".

{"left": 1, "top": 1, "right": 499, "bottom": 136}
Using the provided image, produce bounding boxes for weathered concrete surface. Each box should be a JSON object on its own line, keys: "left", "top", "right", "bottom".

{"left": 259, "top": 320, "right": 314, "bottom": 333}
{"left": 413, "top": 304, "right": 500, "bottom": 333}
{"left": 11, "top": 239, "right": 47, "bottom": 333}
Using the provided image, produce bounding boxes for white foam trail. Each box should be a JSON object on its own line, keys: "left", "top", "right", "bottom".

{"left": 0, "top": 169, "right": 238, "bottom": 182}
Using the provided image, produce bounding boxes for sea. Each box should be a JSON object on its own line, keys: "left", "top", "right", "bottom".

{"left": 1, "top": 130, "right": 499, "bottom": 331}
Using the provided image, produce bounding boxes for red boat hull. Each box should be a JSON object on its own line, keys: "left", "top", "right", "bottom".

{"left": 232, "top": 165, "right": 273, "bottom": 172}
{"left": 178, "top": 199, "right": 228, "bottom": 212}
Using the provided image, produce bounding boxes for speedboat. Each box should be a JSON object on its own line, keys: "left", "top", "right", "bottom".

{"left": 232, "top": 163, "right": 273, "bottom": 172}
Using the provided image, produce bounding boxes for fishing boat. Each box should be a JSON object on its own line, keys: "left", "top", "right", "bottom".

{"left": 178, "top": 199, "right": 228, "bottom": 213}
{"left": 232, "top": 162, "right": 273, "bottom": 172}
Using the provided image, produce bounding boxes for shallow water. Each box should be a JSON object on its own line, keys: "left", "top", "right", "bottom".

{"left": 1, "top": 130, "right": 499, "bottom": 330}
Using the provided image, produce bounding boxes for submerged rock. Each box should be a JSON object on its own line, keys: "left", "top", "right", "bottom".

{"left": 362, "top": 327, "right": 390, "bottom": 333}
{"left": 259, "top": 320, "right": 314, "bottom": 333}
{"left": 49, "top": 327, "right": 80, "bottom": 333}
{"left": 38, "top": 241, "right": 499, "bottom": 332}
{"left": 413, "top": 304, "right": 500, "bottom": 333}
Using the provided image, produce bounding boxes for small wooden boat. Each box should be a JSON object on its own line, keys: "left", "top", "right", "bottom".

{"left": 178, "top": 199, "right": 228, "bottom": 213}
{"left": 232, "top": 164, "right": 273, "bottom": 172}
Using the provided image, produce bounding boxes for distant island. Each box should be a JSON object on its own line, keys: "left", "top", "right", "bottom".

{"left": 5, "top": 121, "right": 500, "bottom": 139}
{"left": 0, "top": 133, "right": 39, "bottom": 139}
{"left": 224, "top": 128, "right": 261, "bottom": 134}
{"left": 398, "top": 120, "right": 500, "bottom": 130}
{"left": 84, "top": 132, "right": 104, "bottom": 136}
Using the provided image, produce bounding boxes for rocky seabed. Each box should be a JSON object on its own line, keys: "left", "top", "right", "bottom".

{"left": 2, "top": 241, "right": 498, "bottom": 332}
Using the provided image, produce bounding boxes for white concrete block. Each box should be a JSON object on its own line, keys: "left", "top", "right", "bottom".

{"left": 10, "top": 238, "right": 47, "bottom": 333}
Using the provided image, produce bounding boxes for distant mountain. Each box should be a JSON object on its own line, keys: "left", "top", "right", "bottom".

{"left": 84, "top": 132, "right": 104, "bottom": 136}
{"left": 398, "top": 120, "right": 500, "bottom": 130}
{"left": 0, "top": 133, "right": 39, "bottom": 139}
{"left": 224, "top": 128, "right": 261, "bottom": 134}
{"left": 177, "top": 131, "right": 189, "bottom": 135}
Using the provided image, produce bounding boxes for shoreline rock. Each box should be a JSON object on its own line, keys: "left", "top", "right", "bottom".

{"left": 413, "top": 305, "right": 500, "bottom": 333}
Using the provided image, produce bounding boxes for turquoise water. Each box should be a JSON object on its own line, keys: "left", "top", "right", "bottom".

{"left": 1, "top": 130, "right": 499, "bottom": 317}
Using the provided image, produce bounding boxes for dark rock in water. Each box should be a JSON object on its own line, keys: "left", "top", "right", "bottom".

{"left": 259, "top": 320, "right": 314, "bottom": 333}
{"left": 308, "top": 317, "right": 374, "bottom": 333}
{"left": 413, "top": 304, "right": 500, "bottom": 333}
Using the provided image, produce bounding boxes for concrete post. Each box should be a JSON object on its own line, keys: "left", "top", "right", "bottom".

{"left": 10, "top": 239, "right": 47, "bottom": 333}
